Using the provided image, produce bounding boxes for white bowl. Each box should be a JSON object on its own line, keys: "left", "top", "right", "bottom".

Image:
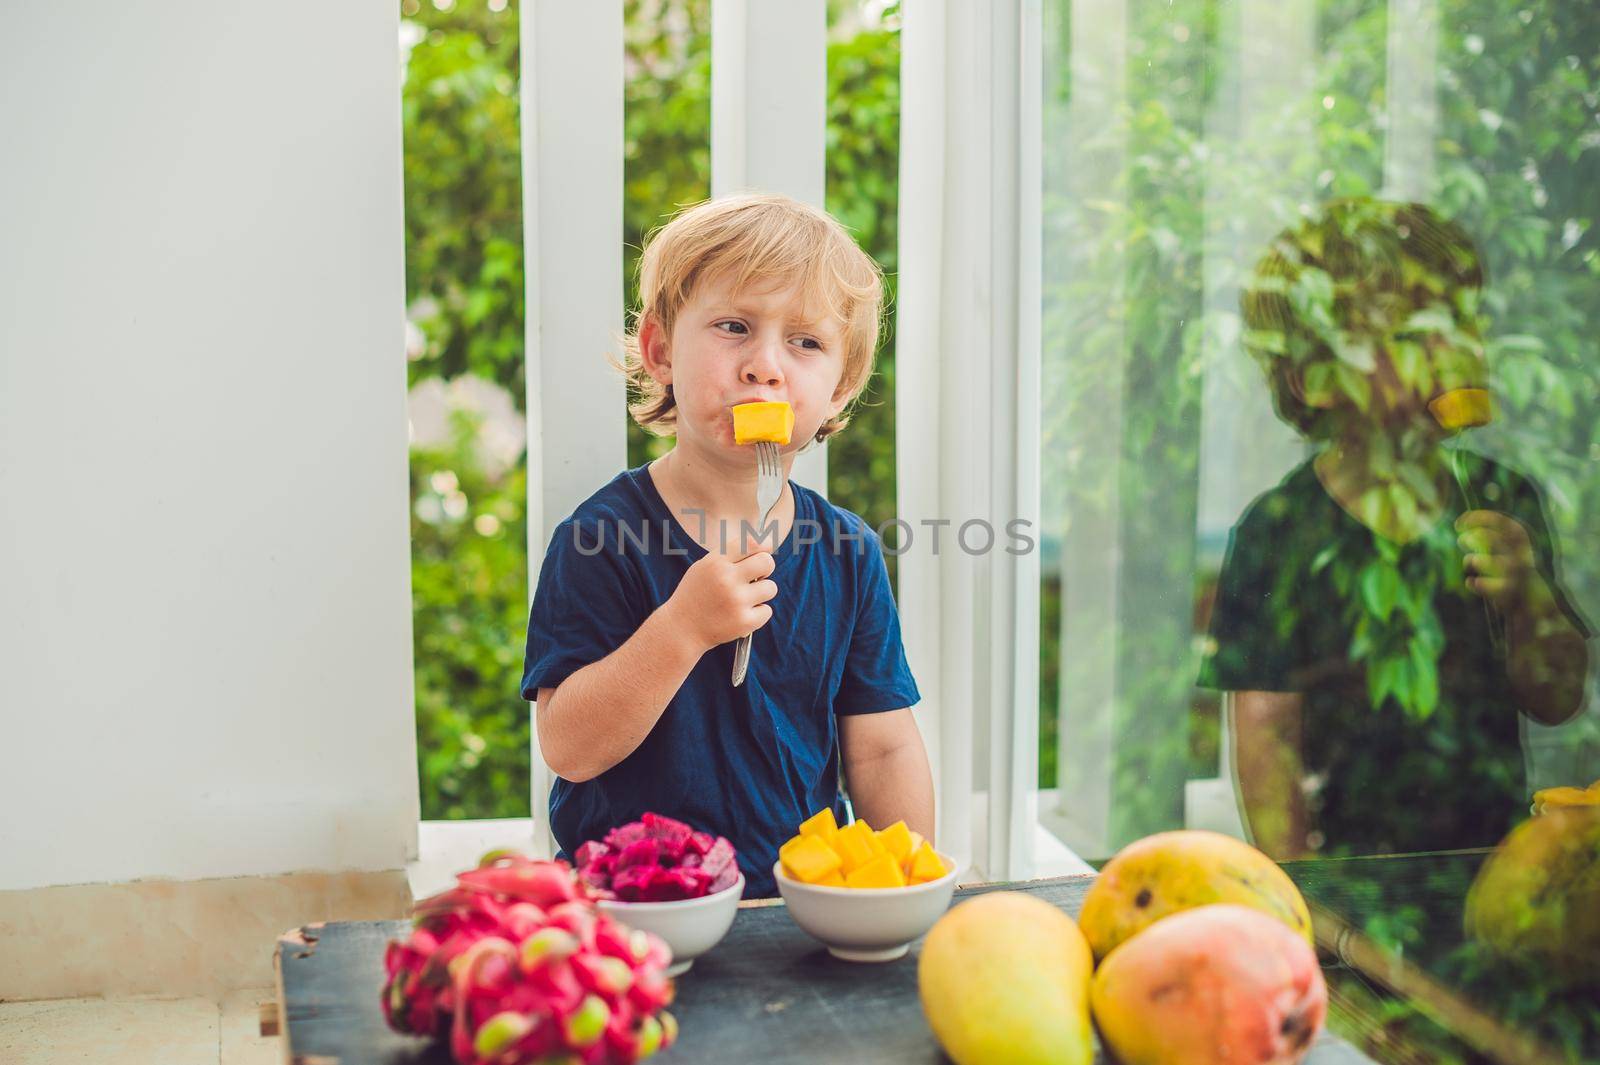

{"left": 773, "top": 853, "right": 959, "bottom": 962}
{"left": 596, "top": 874, "right": 745, "bottom": 976}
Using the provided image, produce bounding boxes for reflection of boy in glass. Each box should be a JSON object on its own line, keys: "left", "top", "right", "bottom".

{"left": 1198, "top": 199, "right": 1590, "bottom": 859}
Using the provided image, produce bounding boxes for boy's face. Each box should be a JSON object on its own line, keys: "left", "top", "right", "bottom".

{"left": 649, "top": 271, "right": 851, "bottom": 455}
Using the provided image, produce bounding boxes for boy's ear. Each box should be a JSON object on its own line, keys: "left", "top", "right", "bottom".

{"left": 826, "top": 374, "right": 855, "bottom": 418}
{"left": 1285, "top": 364, "right": 1335, "bottom": 409}
{"left": 638, "top": 313, "right": 672, "bottom": 385}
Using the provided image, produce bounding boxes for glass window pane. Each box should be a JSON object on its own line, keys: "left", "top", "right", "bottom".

{"left": 1039, "top": 0, "right": 1599, "bottom": 1058}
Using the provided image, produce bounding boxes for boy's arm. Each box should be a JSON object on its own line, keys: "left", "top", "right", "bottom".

{"left": 1228, "top": 690, "right": 1310, "bottom": 860}
{"left": 839, "top": 708, "right": 934, "bottom": 841}
{"left": 537, "top": 546, "right": 777, "bottom": 783}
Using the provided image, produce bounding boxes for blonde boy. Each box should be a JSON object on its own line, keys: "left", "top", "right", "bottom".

{"left": 521, "top": 193, "right": 933, "bottom": 896}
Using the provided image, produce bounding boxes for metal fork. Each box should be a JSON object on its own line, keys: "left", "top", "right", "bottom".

{"left": 731, "top": 441, "right": 783, "bottom": 686}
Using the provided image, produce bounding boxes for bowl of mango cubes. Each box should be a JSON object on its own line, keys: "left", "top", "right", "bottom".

{"left": 773, "top": 808, "right": 958, "bottom": 962}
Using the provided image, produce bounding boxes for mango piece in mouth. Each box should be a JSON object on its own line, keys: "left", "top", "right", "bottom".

{"left": 732, "top": 401, "right": 794, "bottom": 445}
{"left": 1428, "top": 387, "right": 1493, "bottom": 429}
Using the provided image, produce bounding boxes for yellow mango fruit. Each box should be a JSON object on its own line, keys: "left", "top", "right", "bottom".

{"left": 844, "top": 853, "right": 907, "bottom": 889}
{"left": 919, "top": 892, "right": 1094, "bottom": 1065}
{"left": 798, "top": 807, "right": 840, "bottom": 849}
{"left": 877, "top": 820, "right": 914, "bottom": 864}
{"left": 908, "top": 841, "right": 949, "bottom": 883}
{"left": 815, "top": 868, "right": 846, "bottom": 887}
{"left": 732, "top": 401, "right": 794, "bottom": 445}
{"left": 1532, "top": 785, "right": 1600, "bottom": 816}
{"left": 834, "top": 820, "right": 878, "bottom": 874}
{"left": 780, "top": 833, "right": 843, "bottom": 884}
{"left": 1077, "top": 830, "right": 1312, "bottom": 963}
{"left": 1465, "top": 806, "right": 1600, "bottom": 985}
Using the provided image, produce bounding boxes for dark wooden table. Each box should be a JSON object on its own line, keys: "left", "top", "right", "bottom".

{"left": 274, "top": 874, "right": 1374, "bottom": 1064}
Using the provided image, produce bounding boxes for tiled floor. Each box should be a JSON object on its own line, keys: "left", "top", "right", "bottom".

{"left": 0, "top": 988, "right": 280, "bottom": 1065}
{"left": 0, "top": 822, "right": 534, "bottom": 1065}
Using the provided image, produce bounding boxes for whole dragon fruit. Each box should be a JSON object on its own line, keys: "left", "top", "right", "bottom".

{"left": 382, "top": 851, "right": 678, "bottom": 1064}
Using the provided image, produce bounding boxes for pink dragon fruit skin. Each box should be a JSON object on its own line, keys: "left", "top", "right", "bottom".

{"left": 381, "top": 851, "right": 678, "bottom": 1065}
{"left": 575, "top": 813, "right": 740, "bottom": 903}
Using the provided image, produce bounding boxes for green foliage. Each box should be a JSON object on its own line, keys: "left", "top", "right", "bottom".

{"left": 824, "top": 15, "right": 903, "bottom": 551}
{"left": 410, "top": 413, "right": 531, "bottom": 819}
{"left": 401, "top": 1, "right": 524, "bottom": 395}
{"left": 403, "top": 0, "right": 530, "bottom": 820}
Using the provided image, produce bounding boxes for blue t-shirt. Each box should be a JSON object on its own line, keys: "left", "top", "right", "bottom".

{"left": 520, "top": 464, "right": 921, "bottom": 897}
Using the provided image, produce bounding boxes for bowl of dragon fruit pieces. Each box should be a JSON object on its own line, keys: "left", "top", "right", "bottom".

{"left": 577, "top": 812, "right": 745, "bottom": 976}
{"left": 382, "top": 852, "right": 678, "bottom": 1064}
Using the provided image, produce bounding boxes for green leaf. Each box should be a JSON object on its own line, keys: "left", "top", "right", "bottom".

{"left": 1359, "top": 562, "right": 1402, "bottom": 622}
{"left": 1408, "top": 639, "right": 1440, "bottom": 720}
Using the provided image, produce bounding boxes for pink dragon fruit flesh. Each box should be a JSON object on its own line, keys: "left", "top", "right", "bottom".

{"left": 381, "top": 850, "right": 678, "bottom": 1064}
{"left": 575, "top": 813, "right": 741, "bottom": 902}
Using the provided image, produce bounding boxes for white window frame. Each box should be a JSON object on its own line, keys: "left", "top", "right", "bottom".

{"left": 897, "top": 0, "right": 1044, "bottom": 882}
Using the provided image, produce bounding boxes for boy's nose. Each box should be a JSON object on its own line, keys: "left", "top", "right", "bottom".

{"left": 740, "top": 343, "right": 785, "bottom": 387}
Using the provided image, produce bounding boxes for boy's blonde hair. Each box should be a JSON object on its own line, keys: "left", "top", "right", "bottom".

{"left": 621, "top": 193, "right": 884, "bottom": 444}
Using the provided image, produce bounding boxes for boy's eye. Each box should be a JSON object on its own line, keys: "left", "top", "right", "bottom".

{"left": 714, "top": 320, "right": 749, "bottom": 336}
{"left": 794, "top": 336, "right": 823, "bottom": 352}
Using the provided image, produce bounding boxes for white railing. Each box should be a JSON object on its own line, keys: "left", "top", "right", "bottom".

{"left": 521, "top": 0, "right": 627, "bottom": 857}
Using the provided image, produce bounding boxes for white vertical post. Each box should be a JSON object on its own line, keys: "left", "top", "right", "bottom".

{"left": 711, "top": 0, "right": 830, "bottom": 495}
{"left": 1382, "top": 0, "right": 1438, "bottom": 201}
{"left": 522, "top": 0, "right": 626, "bottom": 855}
{"left": 898, "top": 0, "right": 1042, "bottom": 882}
{"left": 988, "top": 0, "right": 1044, "bottom": 881}
{"left": 1048, "top": 0, "right": 1128, "bottom": 861}
{"left": 896, "top": 0, "right": 958, "bottom": 864}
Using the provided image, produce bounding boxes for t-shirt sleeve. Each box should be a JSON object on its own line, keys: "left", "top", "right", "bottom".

{"left": 834, "top": 527, "right": 922, "bottom": 715}
{"left": 1197, "top": 507, "right": 1300, "bottom": 692}
{"left": 520, "top": 518, "right": 646, "bottom": 701}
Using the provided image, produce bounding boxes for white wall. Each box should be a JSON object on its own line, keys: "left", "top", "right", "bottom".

{"left": 0, "top": 2, "right": 418, "bottom": 891}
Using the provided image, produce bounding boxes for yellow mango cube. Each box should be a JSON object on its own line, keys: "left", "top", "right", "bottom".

{"left": 834, "top": 820, "right": 878, "bottom": 874}
{"left": 903, "top": 831, "right": 926, "bottom": 875}
{"left": 815, "top": 868, "right": 846, "bottom": 887}
{"left": 798, "top": 807, "right": 840, "bottom": 849}
{"left": 908, "top": 841, "right": 948, "bottom": 883}
{"left": 732, "top": 401, "right": 794, "bottom": 445}
{"left": 1427, "top": 387, "right": 1492, "bottom": 430}
{"left": 844, "top": 853, "right": 907, "bottom": 889}
{"left": 780, "top": 834, "right": 843, "bottom": 884}
{"left": 876, "top": 820, "right": 914, "bottom": 865}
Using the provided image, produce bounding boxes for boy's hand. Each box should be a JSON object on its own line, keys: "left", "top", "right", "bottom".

{"left": 665, "top": 545, "right": 778, "bottom": 652}
{"left": 1457, "top": 510, "right": 1548, "bottom": 613}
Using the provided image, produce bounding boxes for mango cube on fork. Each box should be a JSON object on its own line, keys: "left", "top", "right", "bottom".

{"left": 732, "top": 401, "right": 794, "bottom": 445}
